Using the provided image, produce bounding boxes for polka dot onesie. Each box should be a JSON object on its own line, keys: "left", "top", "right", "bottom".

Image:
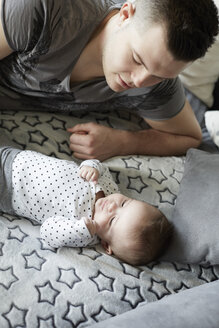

{"left": 11, "top": 150, "right": 119, "bottom": 248}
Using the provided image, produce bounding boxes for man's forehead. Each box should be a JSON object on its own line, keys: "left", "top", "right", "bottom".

{"left": 131, "top": 24, "right": 189, "bottom": 77}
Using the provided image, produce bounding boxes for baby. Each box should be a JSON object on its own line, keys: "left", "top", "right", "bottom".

{"left": 0, "top": 145, "right": 172, "bottom": 265}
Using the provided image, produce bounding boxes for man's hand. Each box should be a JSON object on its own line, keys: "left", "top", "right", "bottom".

{"left": 0, "top": 12, "right": 13, "bottom": 60}
{"left": 68, "top": 122, "right": 121, "bottom": 161}
{"left": 79, "top": 165, "right": 99, "bottom": 183}
{"left": 68, "top": 100, "right": 202, "bottom": 160}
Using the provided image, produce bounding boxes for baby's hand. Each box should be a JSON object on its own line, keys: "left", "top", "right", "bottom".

{"left": 84, "top": 217, "right": 97, "bottom": 236}
{"left": 79, "top": 166, "right": 99, "bottom": 184}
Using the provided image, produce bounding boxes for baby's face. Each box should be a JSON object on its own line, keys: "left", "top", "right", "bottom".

{"left": 93, "top": 193, "right": 151, "bottom": 246}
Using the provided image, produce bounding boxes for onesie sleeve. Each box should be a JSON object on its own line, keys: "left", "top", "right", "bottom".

{"left": 79, "top": 159, "right": 119, "bottom": 195}
{"left": 40, "top": 216, "right": 99, "bottom": 248}
{"left": 79, "top": 159, "right": 105, "bottom": 176}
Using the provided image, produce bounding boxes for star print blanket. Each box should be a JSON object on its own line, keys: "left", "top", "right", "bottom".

{"left": 0, "top": 108, "right": 219, "bottom": 327}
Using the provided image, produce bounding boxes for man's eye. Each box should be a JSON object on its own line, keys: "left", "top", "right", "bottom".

{"left": 133, "top": 55, "right": 141, "bottom": 65}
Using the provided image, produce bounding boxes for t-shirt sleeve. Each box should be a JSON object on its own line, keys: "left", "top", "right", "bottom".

{"left": 1, "top": 0, "right": 52, "bottom": 52}
{"left": 136, "top": 77, "right": 186, "bottom": 121}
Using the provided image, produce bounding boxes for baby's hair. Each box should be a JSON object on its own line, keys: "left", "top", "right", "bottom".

{"left": 114, "top": 210, "right": 173, "bottom": 266}
{"left": 135, "top": 214, "right": 173, "bottom": 265}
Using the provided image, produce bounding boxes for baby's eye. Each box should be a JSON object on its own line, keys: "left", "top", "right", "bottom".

{"left": 110, "top": 217, "right": 115, "bottom": 225}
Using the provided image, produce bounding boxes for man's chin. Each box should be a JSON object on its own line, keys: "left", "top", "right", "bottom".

{"left": 106, "top": 80, "right": 123, "bottom": 93}
{"left": 103, "top": 74, "right": 120, "bottom": 92}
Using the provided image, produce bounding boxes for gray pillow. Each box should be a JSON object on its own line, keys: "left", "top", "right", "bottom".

{"left": 90, "top": 280, "right": 219, "bottom": 328}
{"left": 161, "top": 148, "right": 219, "bottom": 264}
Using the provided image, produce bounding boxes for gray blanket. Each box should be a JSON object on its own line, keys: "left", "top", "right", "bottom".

{"left": 0, "top": 107, "right": 218, "bottom": 327}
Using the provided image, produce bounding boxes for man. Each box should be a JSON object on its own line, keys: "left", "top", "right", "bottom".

{"left": 0, "top": 0, "right": 218, "bottom": 160}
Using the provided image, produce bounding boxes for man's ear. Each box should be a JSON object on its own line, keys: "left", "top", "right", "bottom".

{"left": 119, "top": 2, "right": 136, "bottom": 24}
{"left": 101, "top": 240, "right": 113, "bottom": 255}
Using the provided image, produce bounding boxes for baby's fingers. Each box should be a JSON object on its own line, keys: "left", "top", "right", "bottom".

{"left": 79, "top": 167, "right": 87, "bottom": 179}
{"left": 85, "top": 170, "right": 95, "bottom": 181}
{"left": 79, "top": 167, "right": 98, "bottom": 183}
{"left": 90, "top": 170, "right": 99, "bottom": 183}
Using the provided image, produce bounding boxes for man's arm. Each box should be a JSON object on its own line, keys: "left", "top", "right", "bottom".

{"left": 68, "top": 99, "right": 202, "bottom": 161}
{"left": 138, "top": 99, "right": 202, "bottom": 155}
{"left": 0, "top": 0, "right": 13, "bottom": 60}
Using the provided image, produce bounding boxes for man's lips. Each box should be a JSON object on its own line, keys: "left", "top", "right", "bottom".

{"left": 118, "top": 75, "right": 132, "bottom": 89}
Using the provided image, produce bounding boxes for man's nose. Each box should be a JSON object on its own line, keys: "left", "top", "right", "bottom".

{"left": 132, "top": 68, "right": 159, "bottom": 88}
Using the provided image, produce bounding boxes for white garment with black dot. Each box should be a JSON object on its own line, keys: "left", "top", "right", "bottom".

{"left": 11, "top": 151, "right": 119, "bottom": 248}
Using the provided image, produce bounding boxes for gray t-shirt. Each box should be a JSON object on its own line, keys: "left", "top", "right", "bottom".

{"left": 0, "top": 0, "right": 185, "bottom": 120}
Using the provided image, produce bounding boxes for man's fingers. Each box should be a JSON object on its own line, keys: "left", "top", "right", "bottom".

{"left": 73, "top": 131, "right": 87, "bottom": 135}
{"left": 67, "top": 122, "right": 97, "bottom": 133}
{"left": 73, "top": 151, "right": 95, "bottom": 160}
{"left": 69, "top": 132, "right": 88, "bottom": 145}
{"left": 67, "top": 124, "right": 84, "bottom": 133}
{"left": 68, "top": 122, "right": 112, "bottom": 160}
{"left": 69, "top": 142, "right": 91, "bottom": 155}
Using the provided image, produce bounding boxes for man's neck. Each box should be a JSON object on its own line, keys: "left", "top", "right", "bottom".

{"left": 70, "top": 10, "right": 119, "bottom": 84}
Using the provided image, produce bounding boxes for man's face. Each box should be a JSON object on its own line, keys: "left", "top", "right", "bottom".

{"left": 102, "top": 6, "right": 189, "bottom": 92}
{"left": 93, "top": 193, "right": 154, "bottom": 253}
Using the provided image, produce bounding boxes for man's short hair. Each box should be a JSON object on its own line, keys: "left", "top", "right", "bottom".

{"left": 134, "top": 0, "right": 219, "bottom": 61}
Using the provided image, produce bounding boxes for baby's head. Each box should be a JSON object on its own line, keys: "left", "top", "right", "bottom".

{"left": 93, "top": 193, "right": 172, "bottom": 265}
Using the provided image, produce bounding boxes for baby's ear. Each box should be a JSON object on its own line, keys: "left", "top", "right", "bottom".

{"left": 101, "top": 240, "right": 113, "bottom": 255}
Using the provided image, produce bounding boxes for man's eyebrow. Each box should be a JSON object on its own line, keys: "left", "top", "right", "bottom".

{"left": 134, "top": 51, "right": 167, "bottom": 80}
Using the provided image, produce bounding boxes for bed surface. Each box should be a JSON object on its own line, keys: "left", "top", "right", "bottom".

{"left": 0, "top": 106, "right": 218, "bottom": 327}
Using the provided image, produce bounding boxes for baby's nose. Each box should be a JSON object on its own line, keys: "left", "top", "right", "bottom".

{"left": 108, "top": 201, "right": 116, "bottom": 213}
